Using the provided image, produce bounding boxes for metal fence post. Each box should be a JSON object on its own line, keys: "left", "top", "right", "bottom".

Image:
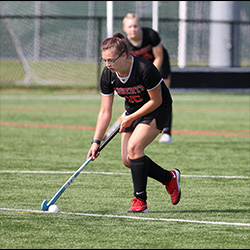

{"left": 96, "top": 17, "right": 103, "bottom": 91}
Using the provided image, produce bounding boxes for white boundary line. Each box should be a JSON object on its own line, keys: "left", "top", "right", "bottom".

{"left": 0, "top": 170, "right": 249, "bottom": 179}
{"left": 0, "top": 207, "right": 249, "bottom": 227}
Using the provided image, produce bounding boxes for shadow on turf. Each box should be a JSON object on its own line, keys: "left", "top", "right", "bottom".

{"left": 149, "top": 209, "right": 250, "bottom": 214}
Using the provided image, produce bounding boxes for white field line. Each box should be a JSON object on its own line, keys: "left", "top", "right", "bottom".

{"left": 0, "top": 170, "right": 249, "bottom": 179}
{"left": 0, "top": 207, "right": 249, "bottom": 227}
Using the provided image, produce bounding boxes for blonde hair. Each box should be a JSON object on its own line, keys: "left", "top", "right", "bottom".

{"left": 123, "top": 13, "right": 140, "bottom": 27}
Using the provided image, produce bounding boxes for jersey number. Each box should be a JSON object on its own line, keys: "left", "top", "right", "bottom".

{"left": 125, "top": 95, "right": 143, "bottom": 103}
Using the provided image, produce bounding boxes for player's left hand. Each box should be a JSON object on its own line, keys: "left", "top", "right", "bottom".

{"left": 119, "top": 115, "right": 133, "bottom": 132}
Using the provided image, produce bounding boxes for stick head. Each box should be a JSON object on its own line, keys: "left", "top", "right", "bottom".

{"left": 41, "top": 200, "right": 49, "bottom": 211}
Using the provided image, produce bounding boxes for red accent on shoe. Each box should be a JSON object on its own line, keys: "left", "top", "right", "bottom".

{"left": 128, "top": 197, "right": 149, "bottom": 213}
{"left": 164, "top": 169, "right": 181, "bottom": 205}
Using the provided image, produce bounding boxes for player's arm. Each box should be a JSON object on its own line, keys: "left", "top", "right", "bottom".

{"left": 152, "top": 43, "right": 164, "bottom": 72}
{"left": 94, "top": 94, "right": 114, "bottom": 141}
{"left": 87, "top": 93, "right": 114, "bottom": 160}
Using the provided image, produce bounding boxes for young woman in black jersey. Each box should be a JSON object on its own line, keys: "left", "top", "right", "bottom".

{"left": 87, "top": 33, "right": 181, "bottom": 213}
{"left": 123, "top": 13, "right": 173, "bottom": 143}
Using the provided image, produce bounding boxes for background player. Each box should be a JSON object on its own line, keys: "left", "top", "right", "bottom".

{"left": 123, "top": 13, "right": 173, "bottom": 143}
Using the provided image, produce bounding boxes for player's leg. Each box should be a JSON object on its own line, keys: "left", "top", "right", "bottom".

{"left": 123, "top": 120, "right": 159, "bottom": 212}
{"left": 122, "top": 118, "right": 180, "bottom": 212}
{"left": 159, "top": 56, "right": 173, "bottom": 143}
{"left": 159, "top": 100, "right": 173, "bottom": 143}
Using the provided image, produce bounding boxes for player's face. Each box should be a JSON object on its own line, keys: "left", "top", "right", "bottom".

{"left": 123, "top": 18, "right": 140, "bottom": 39}
{"left": 101, "top": 49, "right": 124, "bottom": 72}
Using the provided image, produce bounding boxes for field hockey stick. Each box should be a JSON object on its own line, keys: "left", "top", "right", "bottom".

{"left": 103, "top": 111, "right": 125, "bottom": 141}
{"left": 41, "top": 122, "right": 121, "bottom": 211}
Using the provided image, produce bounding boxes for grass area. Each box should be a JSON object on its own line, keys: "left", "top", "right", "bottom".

{"left": 0, "top": 60, "right": 104, "bottom": 89}
{"left": 0, "top": 90, "right": 249, "bottom": 249}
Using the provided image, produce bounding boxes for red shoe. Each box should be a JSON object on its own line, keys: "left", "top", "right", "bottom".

{"left": 164, "top": 169, "right": 181, "bottom": 205}
{"left": 128, "top": 197, "right": 149, "bottom": 213}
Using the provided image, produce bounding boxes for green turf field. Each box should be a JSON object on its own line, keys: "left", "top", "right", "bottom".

{"left": 0, "top": 90, "right": 249, "bottom": 249}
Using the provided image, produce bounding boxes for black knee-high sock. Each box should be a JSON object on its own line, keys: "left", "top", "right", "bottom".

{"left": 163, "top": 112, "right": 172, "bottom": 136}
{"left": 162, "top": 104, "right": 172, "bottom": 136}
{"left": 146, "top": 156, "right": 172, "bottom": 184}
{"left": 130, "top": 155, "right": 149, "bottom": 201}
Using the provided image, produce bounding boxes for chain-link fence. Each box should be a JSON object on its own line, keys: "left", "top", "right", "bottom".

{"left": 1, "top": 1, "right": 249, "bottom": 89}
{"left": 1, "top": 15, "right": 106, "bottom": 88}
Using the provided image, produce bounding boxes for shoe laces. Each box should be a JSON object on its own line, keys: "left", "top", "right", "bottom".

{"left": 130, "top": 197, "right": 145, "bottom": 206}
{"left": 131, "top": 197, "right": 137, "bottom": 204}
{"left": 136, "top": 198, "right": 146, "bottom": 206}
{"left": 131, "top": 197, "right": 136, "bottom": 202}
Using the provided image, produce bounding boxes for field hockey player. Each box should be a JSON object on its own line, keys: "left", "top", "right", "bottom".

{"left": 87, "top": 33, "right": 181, "bottom": 213}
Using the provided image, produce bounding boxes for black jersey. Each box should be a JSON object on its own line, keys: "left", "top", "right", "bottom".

{"left": 127, "top": 27, "right": 167, "bottom": 63}
{"left": 126, "top": 27, "right": 171, "bottom": 79}
{"left": 100, "top": 56, "right": 172, "bottom": 114}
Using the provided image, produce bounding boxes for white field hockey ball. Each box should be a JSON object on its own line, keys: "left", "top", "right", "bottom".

{"left": 48, "top": 204, "right": 59, "bottom": 213}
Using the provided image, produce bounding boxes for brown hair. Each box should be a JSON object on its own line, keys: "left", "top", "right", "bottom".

{"left": 101, "top": 33, "right": 130, "bottom": 55}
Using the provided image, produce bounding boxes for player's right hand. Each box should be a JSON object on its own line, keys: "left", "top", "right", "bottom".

{"left": 87, "top": 143, "right": 100, "bottom": 161}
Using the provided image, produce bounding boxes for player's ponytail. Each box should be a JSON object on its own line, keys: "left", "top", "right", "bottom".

{"left": 101, "top": 33, "right": 129, "bottom": 56}
{"left": 113, "top": 33, "right": 125, "bottom": 40}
